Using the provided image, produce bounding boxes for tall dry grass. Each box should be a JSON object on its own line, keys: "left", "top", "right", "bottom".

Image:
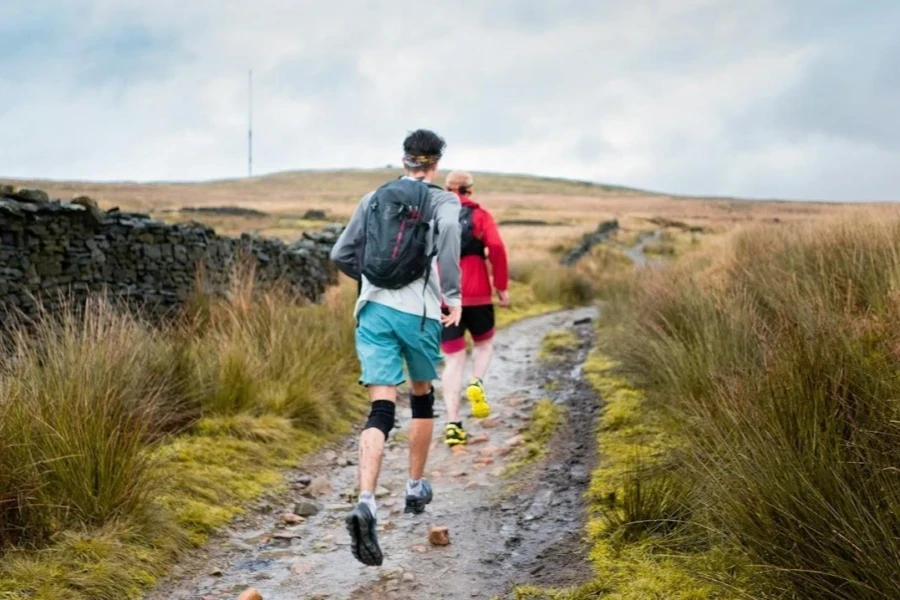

{"left": 607, "top": 215, "right": 900, "bottom": 599}
{"left": 0, "top": 270, "right": 361, "bottom": 597}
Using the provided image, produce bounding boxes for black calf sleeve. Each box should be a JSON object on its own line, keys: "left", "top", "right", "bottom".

{"left": 410, "top": 388, "right": 435, "bottom": 419}
{"left": 364, "top": 400, "right": 395, "bottom": 438}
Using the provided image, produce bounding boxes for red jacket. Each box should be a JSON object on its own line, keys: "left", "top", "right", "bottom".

{"left": 458, "top": 195, "right": 509, "bottom": 306}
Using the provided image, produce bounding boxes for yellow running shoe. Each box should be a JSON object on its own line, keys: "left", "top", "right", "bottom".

{"left": 445, "top": 422, "right": 468, "bottom": 446}
{"left": 466, "top": 377, "right": 490, "bottom": 419}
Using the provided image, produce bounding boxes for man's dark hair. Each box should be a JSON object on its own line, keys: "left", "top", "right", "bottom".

{"left": 403, "top": 129, "right": 446, "bottom": 161}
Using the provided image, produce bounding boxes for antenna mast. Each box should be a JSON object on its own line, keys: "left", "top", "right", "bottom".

{"left": 248, "top": 69, "right": 253, "bottom": 177}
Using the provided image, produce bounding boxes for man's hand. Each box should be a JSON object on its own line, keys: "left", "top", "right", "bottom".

{"left": 441, "top": 305, "right": 462, "bottom": 327}
{"left": 497, "top": 289, "right": 511, "bottom": 307}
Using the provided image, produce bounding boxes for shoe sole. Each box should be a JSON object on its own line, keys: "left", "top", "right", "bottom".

{"left": 404, "top": 495, "right": 433, "bottom": 515}
{"left": 467, "top": 385, "right": 490, "bottom": 419}
{"left": 345, "top": 511, "right": 383, "bottom": 566}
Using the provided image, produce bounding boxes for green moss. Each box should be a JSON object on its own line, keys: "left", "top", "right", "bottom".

{"left": 540, "top": 330, "right": 580, "bottom": 359}
{"left": 0, "top": 414, "right": 350, "bottom": 599}
{"left": 495, "top": 281, "right": 564, "bottom": 330}
{"left": 156, "top": 415, "right": 328, "bottom": 545}
{"left": 0, "top": 522, "right": 180, "bottom": 600}
{"left": 515, "top": 344, "right": 749, "bottom": 599}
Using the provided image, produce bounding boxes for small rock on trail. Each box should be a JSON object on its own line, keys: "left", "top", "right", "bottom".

{"left": 280, "top": 513, "right": 305, "bottom": 525}
{"left": 293, "top": 499, "right": 319, "bottom": 517}
{"left": 237, "top": 589, "right": 263, "bottom": 600}
{"left": 428, "top": 525, "right": 451, "bottom": 546}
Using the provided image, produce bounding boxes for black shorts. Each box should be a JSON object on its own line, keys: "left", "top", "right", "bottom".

{"left": 441, "top": 305, "right": 495, "bottom": 353}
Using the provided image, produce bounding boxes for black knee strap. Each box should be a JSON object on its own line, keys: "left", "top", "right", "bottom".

{"left": 410, "top": 388, "right": 435, "bottom": 419}
{"left": 364, "top": 400, "right": 395, "bottom": 438}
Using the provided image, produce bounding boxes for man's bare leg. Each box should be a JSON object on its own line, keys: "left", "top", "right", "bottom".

{"left": 440, "top": 350, "right": 467, "bottom": 423}
{"left": 358, "top": 385, "right": 397, "bottom": 495}
{"left": 408, "top": 380, "right": 434, "bottom": 480}
{"left": 471, "top": 339, "right": 494, "bottom": 381}
{"left": 348, "top": 384, "right": 397, "bottom": 566}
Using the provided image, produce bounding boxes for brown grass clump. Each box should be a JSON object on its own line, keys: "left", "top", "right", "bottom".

{"left": 604, "top": 214, "right": 900, "bottom": 599}
{"left": 0, "top": 273, "right": 363, "bottom": 599}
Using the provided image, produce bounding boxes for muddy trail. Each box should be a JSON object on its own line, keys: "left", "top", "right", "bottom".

{"left": 149, "top": 307, "right": 600, "bottom": 600}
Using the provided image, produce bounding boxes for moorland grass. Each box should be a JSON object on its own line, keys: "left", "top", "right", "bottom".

{"left": 0, "top": 279, "right": 364, "bottom": 599}
{"left": 597, "top": 216, "right": 900, "bottom": 599}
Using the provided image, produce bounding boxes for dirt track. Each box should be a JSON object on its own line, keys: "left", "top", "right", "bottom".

{"left": 148, "top": 307, "right": 599, "bottom": 600}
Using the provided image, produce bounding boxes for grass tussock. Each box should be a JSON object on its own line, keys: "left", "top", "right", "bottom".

{"left": 599, "top": 215, "right": 900, "bottom": 599}
{"left": 508, "top": 260, "right": 596, "bottom": 308}
{"left": 540, "top": 329, "right": 580, "bottom": 359}
{"left": 0, "top": 276, "right": 364, "bottom": 599}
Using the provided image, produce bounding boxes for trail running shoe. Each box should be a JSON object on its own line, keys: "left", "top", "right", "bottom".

{"left": 345, "top": 502, "right": 383, "bottom": 566}
{"left": 404, "top": 480, "right": 434, "bottom": 515}
{"left": 445, "top": 422, "right": 468, "bottom": 446}
{"left": 466, "top": 377, "right": 491, "bottom": 419}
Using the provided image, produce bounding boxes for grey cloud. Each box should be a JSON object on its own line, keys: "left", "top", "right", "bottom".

{"left": 1, "top": 0, "right": 899, "bottom": 200}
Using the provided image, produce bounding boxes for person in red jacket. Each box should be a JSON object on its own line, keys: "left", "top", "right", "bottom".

{"left": 440, "top": 170, "right": 510, "bottom": 446}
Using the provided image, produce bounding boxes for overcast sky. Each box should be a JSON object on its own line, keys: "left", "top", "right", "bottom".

{"left": 1, "top": 1, "right": 897, "bottom": 200}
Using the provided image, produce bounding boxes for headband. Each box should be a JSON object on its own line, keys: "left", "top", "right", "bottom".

{"left": 402, "top": 153, "right": 441, "bottom": 169}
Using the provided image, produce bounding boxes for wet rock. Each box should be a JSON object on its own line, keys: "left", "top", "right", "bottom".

{"left": 524, "top": 489, "right": 554, "bottom": 521}
{"left": 569, "top": 464, "right": 590, "bottom": 483}
{"left": 468, "top": 434, "right": 490, "bottom": 445}
{"left": 305, "top": 476, "right": 331, "bottom": 497}
{"left": 478, "top": 446, "right": 499, "bottom": 457}
{"left": 71, "top": 195, "right": 105, "bottom": 228}
{"left": 280, "top": 512, "right": 306, "bottom": 525}
{"left": 11, "top": 188, "right": 49, "bottom": 203}
{"left": 294, "top": 499, "right": 319, "bottom": 517}
{"left": 505, "top": 434, "right": 525, "bottom": 448}
{"left": 238, "top": 588, "right": 263, "bottom": 600}
{"left": 429, "top": 525, "right": 451, "bottom": 546}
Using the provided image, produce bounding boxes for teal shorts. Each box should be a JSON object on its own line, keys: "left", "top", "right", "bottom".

{"left": 356, "top": 302, "right": 442, "bottom": 386}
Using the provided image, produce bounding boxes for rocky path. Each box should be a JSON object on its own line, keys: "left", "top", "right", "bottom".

{"left": 149, "top": 307, "right": 600, "bottom": 600}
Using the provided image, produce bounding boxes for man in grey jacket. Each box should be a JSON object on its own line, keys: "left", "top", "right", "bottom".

{"left": 330, "top": 129, "right": 462, "bottom": 566}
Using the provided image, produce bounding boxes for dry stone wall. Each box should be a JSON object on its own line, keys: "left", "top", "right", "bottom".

{"left": 0, "top": 185, "right": 342, "bottom": 322}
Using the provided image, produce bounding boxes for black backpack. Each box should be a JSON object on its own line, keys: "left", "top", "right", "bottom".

{"left": 356, "top": 178, "right": 441, "bottom": 290}
{"left": 459, "top": 205, "right": 486, "bottom": 258}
